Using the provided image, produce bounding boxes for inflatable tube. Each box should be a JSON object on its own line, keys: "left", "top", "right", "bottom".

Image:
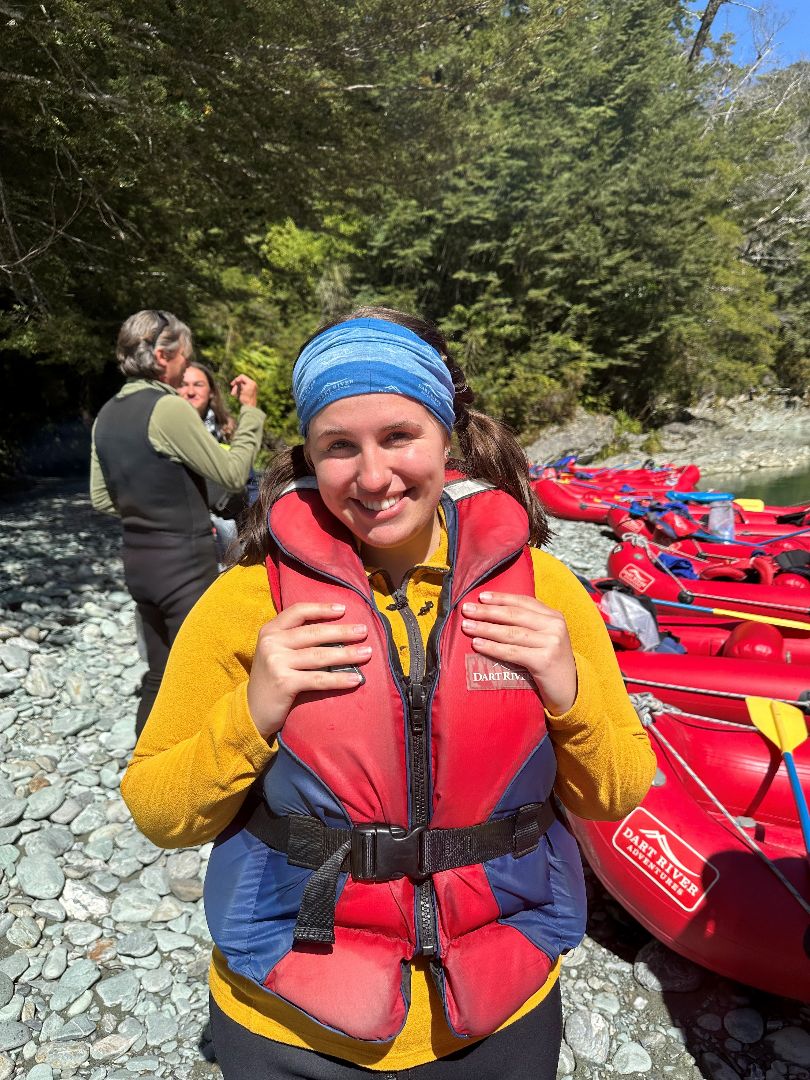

{"left": 569, "top": 707, "right": 810, "bottom": 1001}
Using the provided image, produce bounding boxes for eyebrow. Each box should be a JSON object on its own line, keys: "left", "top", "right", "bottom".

{"left": 316, "top": 419, "right": 423, "bottom": 439}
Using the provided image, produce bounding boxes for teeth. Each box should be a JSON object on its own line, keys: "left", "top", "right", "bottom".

{"left": 360, "top": 496, "right": 400, "bottom": 511}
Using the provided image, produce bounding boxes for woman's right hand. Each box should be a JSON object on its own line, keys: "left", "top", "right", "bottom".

{"left": 246, "top": 603, "right": 371, "bottom": 741}
{"left": 230, "top": 373, "right": 259, "bottom": 408}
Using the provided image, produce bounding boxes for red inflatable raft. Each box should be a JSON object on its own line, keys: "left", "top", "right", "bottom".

{"left": 607, "top": 541, "right": 810, "bottom": 625}
{"left": 569, "top": 699, "right": 810, "bottom": 1000}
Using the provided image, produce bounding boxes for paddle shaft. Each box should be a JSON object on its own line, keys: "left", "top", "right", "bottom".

{"left": 772, "top": 712, "right": 810, "bottom": 857}
{"left": 651, "top": 597, "right": 810, "bottom": 632}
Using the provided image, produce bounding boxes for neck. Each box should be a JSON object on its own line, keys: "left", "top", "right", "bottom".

{"left": 360, "top": 513, "right": 441, "bottom": 588}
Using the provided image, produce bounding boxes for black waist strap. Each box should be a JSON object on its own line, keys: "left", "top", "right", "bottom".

{"left": 244, "top": 800, "right": 556, "bottom": 945}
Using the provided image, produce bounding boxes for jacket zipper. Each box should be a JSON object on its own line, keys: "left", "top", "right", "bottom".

{"left": 390, "top": 581, "right": 436, "bottom": 956}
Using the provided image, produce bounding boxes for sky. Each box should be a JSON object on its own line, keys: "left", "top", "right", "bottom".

{"left": 707, "top": 0, "right": 810, "bottom": 68}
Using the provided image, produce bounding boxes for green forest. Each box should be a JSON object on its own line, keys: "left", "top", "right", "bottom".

{"left": 1, "top": 0, "right": 808, "bottom": 468}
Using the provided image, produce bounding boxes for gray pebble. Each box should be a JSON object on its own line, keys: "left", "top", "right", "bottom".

{"left": 34, "top": 1040, "right": 90, "bottom": 1070}
{"left": 60, "top": 879, "right": 111, "bottom": 920}
{"left": 41, "top": 947, "right": 68, "bottom": 981}
{"left": 95, "top": 972, "right": 140, "bottom": 1012}
{"left": 6, "top": 916, "right": 41, "bottom": 949}
{"left": 724, "top": 1008, "right": 764, "bottom": 1045}
{"left": 613, "top": 1042, "right": 653, "bottom": 1074}
{"left": 0, "top": 953, "right": 29, "bottom": 980}
{"left": 0, "top": 644, "right": 30, "bottom": 671}
{"left": 48, "top": 959, "right": 101, "bottom": 1012}
{"left": 117, "top": 929, "right": 157, "bottom": 958}
{"left": 23, "top": 667, "right": 55, "bottom": 699}
{"left": 25, "top": 1066, "right": 54, "bottom": 1080}
{"left": 0, "top": 1020, "right": 29, "bottom": 1051}
{"left": 766, "top": 1027, "right": 810, "bottom": 1066}
{"left": 701, "top": 1052, "right": 742, "bottom": 1080}
{"left": 0, "top": 799, "right": 26, "bottom": 828}
{"left": 0, "top": 976, "right": 12, "bottom": 1011}
{"left": 16, "top": 853, "right": 64, "bottom": 900}
{"left": 25, "top": 785, "right": 66, "bottom": 821}
{"left": 110, "top": 888, "right": 159, "bottom": 924}
{"left": 564, "top": 1009, "right": 610, "bottom": 1064}
{"left": 145, "top": 1012, "right": 178, "bottom": 1046}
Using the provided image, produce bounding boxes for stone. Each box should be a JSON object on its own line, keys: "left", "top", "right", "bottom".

{"left": 15, "top": 853, "right": 64, "bottom": 900}
{"left": 25, "top": 1066, "right": 54, "bottom": 1080}
{"left": 0, "top": 976, "right": 11, "bottom": 1011}
{"left": 0, "top": 953, "right": 29, "bottom": 980}
{"left": 110, "top": 888, "right": 159, "bottom": 924}
{"left": 41, "top": 947, "right": 68, "bottom": 981}
{"left": 592, "top": 991, "right": 621, "bottom": 1016}
{"left": 0, "top": 1020, "right": 29, "bottom": 1051}
{"left": 34, "top": 1041, "right": 90, "bottom": 1070}
{"left": 23, "top": 667, "right": 55, "bottom": 699}
{"left": 0, "top": 644, "right": 30, "bottom": 671}
{"left": 767, "top": 1027, "right": 810, "bottom": 1066}
{"left": 0, "top": 677, "right": 20, "bottom": 697}
{"left": 95, "top": 972, "right": 140, "bottom": 1012}
{"left": 701, "top": 1052, "right": 742, "bottom": 1080}
{"left": 145, "top": 1012, "right": 178, "bottom": 1046}
{"left": 613, "top": 1042, "right": 653, "bottom": 1074}
{"left": 6, "top": 916, "right": 41, "bottom": 949}
{"left": 724, "top": 1008, "right": 764, "bottom": 1045}
{"left": 48, "top": 959, "right": 101, "bottom": 1012}
{"left": 31, "top": 898, "right": 65, "bottom": 922}
{"left": 564, "top": 1009, "right": 610, "bottom": 1064}
{"left": 633, "top": 941, "right": 703, "bottom": 993}
{"left": 0, "top": 800, "right": 25, "bottom": 828}
{"left": 25, "top": 785, "right": 65, "bottom": 821}
{"left": 89, "top": 1031, "right": 138, "bottom": 1061}
{"left": 168, "top": 877, "right": 203, "bottom": 902}
{"left": 117, "top": 929, "right": 157, "bottom": 958}
{"left": 60, "top": 880, "right": 110, "bottom": 920}
{"left": 557, "top": 1041, "right": 575, "bottom": 1076}
{"left": 140, "top": 968, "right": 172, "bottom": 994}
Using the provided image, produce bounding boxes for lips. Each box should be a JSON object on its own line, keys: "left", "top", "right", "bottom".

{"left": 353, "top": 493, "right": 407, "bottom": 516}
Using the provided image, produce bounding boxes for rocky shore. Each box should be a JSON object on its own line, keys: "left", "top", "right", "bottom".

{"left": 527, "top": 391, "right": 810, "bottom": 476}
{"left": 0, "top": 481, "right": 808, "bottom": 1080}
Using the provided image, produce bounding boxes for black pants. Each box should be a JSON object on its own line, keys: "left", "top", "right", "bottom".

{"left": 209, "top": 981, "right": 562, "bottom": 1080}
{"left": 123, "top": 532, "right": 218, "bottom": 736}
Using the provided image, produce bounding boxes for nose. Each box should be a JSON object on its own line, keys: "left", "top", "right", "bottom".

{"left": 356, "top": 446, "right": 391, "bottom": 494}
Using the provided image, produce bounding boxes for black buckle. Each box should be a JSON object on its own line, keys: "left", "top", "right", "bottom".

{"left": 350, "top": 824, "right": 426, "bottom": 882}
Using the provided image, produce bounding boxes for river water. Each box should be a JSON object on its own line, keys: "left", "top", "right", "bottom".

{"left": 704, "top": 464, "right": 810, "bottom": 507}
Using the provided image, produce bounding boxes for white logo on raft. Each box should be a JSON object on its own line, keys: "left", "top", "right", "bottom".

{"left": 465, "top": 654, "right": 535, "bottom": 691}
{"left": 611, "top": 807, "right": 719, "bottom": 913}
{"left": 617, "top": 564, "right": 656, "bottom": 594}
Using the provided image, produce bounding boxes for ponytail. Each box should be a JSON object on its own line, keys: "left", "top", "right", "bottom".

{"left": 238, "top": 306, "right": 549, "bottom": 564}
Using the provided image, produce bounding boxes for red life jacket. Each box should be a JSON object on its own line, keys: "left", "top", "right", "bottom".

{"left": 204, "top": 478, "right": 585, "bottom": 1042}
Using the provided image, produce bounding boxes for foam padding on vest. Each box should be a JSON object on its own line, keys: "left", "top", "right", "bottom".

{"left": 720, "top": 622, "right": 785, "bottom": 662}
{"left": 205, "top": 830, "right": 305, "bottom": 986}
{"left": 440, "top": 922, "right": 553, "bottom": 1037}
{"left": 265, "top": 928, "right": 412, "bottom": 1042}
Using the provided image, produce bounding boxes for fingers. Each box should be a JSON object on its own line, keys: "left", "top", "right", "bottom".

{"left": 461, "top": 592, "right": 565, "bottom": 631}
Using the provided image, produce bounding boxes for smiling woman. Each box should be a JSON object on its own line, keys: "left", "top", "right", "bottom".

{"left": 121, "top": 305, "right": 656, "bottom": 1080}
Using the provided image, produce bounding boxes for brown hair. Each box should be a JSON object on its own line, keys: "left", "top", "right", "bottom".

{"left": 184, "top": 361, "right": 236, "bottom": 441}
{"left": 239, "top": 306, "right": 549, "bottom": 563}
{"left": 116, "top": 309, "right": 193, "bottom": 379}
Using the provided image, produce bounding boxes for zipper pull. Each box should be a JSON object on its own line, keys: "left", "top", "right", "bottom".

{"left": 409, "top": 682, "right": 427, "bottom": 735}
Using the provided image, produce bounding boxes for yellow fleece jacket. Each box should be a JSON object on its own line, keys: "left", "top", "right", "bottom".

{"left": 121, "top": 526, "right": 655, "bottom": 1070}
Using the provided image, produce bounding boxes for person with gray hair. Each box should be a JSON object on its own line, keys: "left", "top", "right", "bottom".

{"left": 90, "top": 309, "right": 265, "bottom": 735}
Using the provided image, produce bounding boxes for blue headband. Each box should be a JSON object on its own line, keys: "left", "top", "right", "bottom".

{"left": 293, "top": 317, "right": 456, "bottom": 435}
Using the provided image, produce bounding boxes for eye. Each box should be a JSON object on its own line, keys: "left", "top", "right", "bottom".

{"left": 325, "top": 439, "right": 354, "bottom": 454}
{"left": 386, "top": 430, "right": 413, "bottom": 444}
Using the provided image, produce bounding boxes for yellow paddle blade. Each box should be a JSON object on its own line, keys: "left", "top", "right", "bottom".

{"left": 746, "top": 696, "right": 808, "bottom": 753}
{"left": 734, "top": 498, "right": 765, "bottom": 512}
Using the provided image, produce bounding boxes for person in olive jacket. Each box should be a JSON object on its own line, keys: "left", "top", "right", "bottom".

{"left": 90, "top": 309, "right": 265, "bottom": 735}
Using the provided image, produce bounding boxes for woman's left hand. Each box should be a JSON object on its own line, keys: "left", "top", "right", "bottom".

{"left": 461, "top": 592, "right": 577, "bottom": 715}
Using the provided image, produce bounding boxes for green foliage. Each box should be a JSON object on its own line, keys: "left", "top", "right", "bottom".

{"left": 2, "top": 0, "right": 809, "bottom": 472}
